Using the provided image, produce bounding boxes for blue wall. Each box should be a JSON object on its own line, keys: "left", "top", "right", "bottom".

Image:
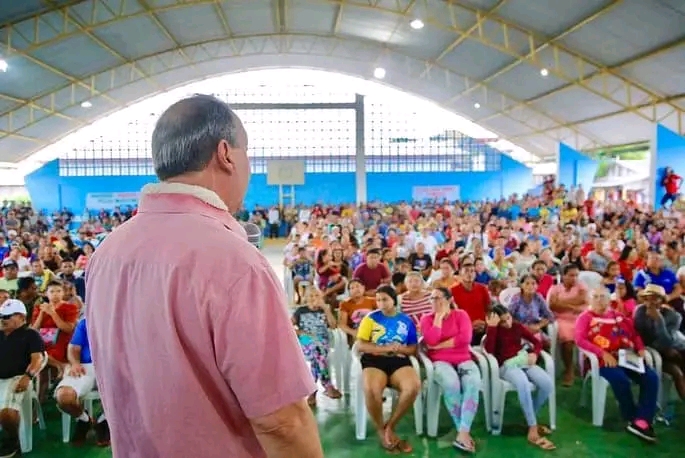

{"left": 557, "top": 143, "right": 599, "bottom": 191}
{"left": 25, "top": 155, "right": 533, "bottom": 212}
{"left": 652, "top": 124, "right": 685, "bottom": 209}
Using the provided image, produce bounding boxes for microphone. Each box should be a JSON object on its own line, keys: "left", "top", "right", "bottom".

{"left": 241, "top": 222, "right": 263, "bottom": 248}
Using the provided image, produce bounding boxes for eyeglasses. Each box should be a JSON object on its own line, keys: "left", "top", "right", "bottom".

{"left": 429, "top": 296, "right": 445, "bottom": 302}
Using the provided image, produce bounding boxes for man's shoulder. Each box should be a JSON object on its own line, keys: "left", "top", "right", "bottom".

{"left": 16, "top": 326, "right": 42, "bottom": 341}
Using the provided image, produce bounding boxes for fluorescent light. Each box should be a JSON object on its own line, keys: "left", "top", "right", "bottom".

{"left": 410, "top": 19, "right": 424, "bottom": 30}
{"left": 373, "top": 67, "right": 386, "bottom": 80}
{"left": 540, "top": 68, "right": 549, "bottom": 77}
{"left": 474, "top": 102, "right": 481, "bottom": 109}
{"left": 81, "top": 101, "right": 93, "bottom": 108}
{"left": 0, "top": 60, "right": 7, "bottom": 72}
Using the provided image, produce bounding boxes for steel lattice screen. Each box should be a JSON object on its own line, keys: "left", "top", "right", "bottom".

{"left": 58, "top": 87, "right": 501, "bottom": 176}
{"left": 236, "top": 108, "right": 356, "bottom": 174}
{"left": 364, "top": 98, "right": 501, "bottom": 172}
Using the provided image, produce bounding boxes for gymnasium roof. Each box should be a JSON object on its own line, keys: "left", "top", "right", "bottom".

{"left": 1, "top": 0, "right": 684, "bottom": 163}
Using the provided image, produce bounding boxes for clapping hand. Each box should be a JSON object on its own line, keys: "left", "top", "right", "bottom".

{"left": 40, "top": 303, "right": 56, "bottom": 317}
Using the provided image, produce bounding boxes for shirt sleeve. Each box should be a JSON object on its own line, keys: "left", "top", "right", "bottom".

{"left": 574, "top": 311, "right": 604, "bottom": 357}
{"left": 405, "top": 316, "right": 418, "bottom": 345}
{"left": 28, "top": 329, "right": 46, "bottom": 354}
{"left": 633, "top": 271, "right": 646, "bottom": 289}
{"left": 58, "top": 303, "right": 80, "bottom": 324}
{"left": 70, "top": 319, "right": 87, "bottom": 346}
{"left": 357, "top": 314, "right": 373, "bottom": 342}
{"left": 211, "top": 259, "right": 315, "bottom": 420}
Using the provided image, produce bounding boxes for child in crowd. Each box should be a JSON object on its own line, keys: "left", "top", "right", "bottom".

{"left": 30, "top": 280, "right": 80, "bottom": 400}
{"left": 292, "top": 287, "right": 342, "bottom": 406}
{"left": 484, "top": 305, "right": 555, "bottom": 451}
{"left": 291, "top": 247, "right": 314, "bottom": 304}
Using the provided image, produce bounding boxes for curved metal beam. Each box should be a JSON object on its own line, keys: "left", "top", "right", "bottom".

{"left": 450, "top": 0, "right": 622, "bottom": 103}
{"left": 0, "top": 34, "right": 589, "bottom": 161}
{"left": 0, "top": 0, "right": 602, "bottom": 151}
{"left": 446, "top": 0, "right": 684, "bottom": 123}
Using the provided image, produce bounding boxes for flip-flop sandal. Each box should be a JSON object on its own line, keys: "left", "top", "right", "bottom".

{"left": 538, "top": 425, "right": 553, "bottom": 436}
{"left": 453, "top": 439, "right": 476, "bottom": 453}
{"left": 396, "top": 440, "right": 413, "bottom": 453}
{"left": 529, "top": 437, "right": 556, "bottom": 450}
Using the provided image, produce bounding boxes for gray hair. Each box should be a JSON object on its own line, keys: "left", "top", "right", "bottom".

{"left": 151, "top": 94, "right": 239, "bottom": 180}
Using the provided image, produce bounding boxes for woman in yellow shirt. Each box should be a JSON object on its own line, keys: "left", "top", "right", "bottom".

{"left": 560, "top": 202, "right": 578, "bottom": 226}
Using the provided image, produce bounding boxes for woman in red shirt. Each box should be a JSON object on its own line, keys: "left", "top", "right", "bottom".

{"left": 617, "top": 245, "right": 642, "bottom": 283}
{"left": 484, "top": 305, "right": 555, "bottom": 450}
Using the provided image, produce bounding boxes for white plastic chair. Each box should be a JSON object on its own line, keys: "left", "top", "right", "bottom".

{"left": 61, "top": 390, "right": 101, "bottom": 443}
{"left": 578, "top": 271, "right": 602, "bottom": 290}
{"left": 283, "top": 266, "right": 295, "bottom": 303}
{"left": 481, "top": 338, "right": 556, "bottom": 435}
{"left": 498, "top": 287, "right": 520, "bottom": 308}
{"left": 418, "top": 347, "right": 492, "bottom": 437}
{"left": 350, "top": 344, "right": 424, "bottom": 440}
{"left": 331, "top": 329, "right": 353, "bottom": 394}
{"left": 19, "top": 352, "right": 48, "bottom": 453}
{"left": 579, "top": 348, "right": 655, "bottom": 426}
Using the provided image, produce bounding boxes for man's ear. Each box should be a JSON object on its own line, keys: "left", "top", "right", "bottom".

{"left": 216, "top": 140, "right": 236, "bottom": 174}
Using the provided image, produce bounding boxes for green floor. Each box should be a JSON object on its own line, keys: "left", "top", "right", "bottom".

{"left": 28, "top": 380, "right": 684, "bottom": 457}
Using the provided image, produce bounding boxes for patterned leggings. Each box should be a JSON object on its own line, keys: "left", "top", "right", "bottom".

{"left": 434, "top": 360, "right": 481, "bottom": 433}
{"left": 300, "top": 339, "right": 332, "bottom": 388}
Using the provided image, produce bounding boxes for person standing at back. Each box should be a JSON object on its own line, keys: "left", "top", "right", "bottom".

{"left": 86, "top": 94, "right": 323, "bottom": 458}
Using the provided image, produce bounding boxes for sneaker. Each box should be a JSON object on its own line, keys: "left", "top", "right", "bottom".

{"left": 0, "top": 436, "right": 20, "bottom": 458}
{"left": 94, "top": 420, "right": 111, "bottom": 447}
{"left": 626, "top": 420, "right": 656, "bottom": 442}
{"left": 71, "top": 417, "right": 92, "bottom": 445}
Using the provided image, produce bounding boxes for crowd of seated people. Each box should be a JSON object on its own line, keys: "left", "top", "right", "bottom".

{"left": 0, "top": 203, "right": 135, "bottom": 456}
{"left": 281, "top": 187, "right": 685, "bottom": 453}
{"left": 0, "top": 186, "right": 685, "bottom": 455}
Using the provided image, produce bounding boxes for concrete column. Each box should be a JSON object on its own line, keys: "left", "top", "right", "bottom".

{"left": 354, "top": 94, "right": 367, "bottom": 204}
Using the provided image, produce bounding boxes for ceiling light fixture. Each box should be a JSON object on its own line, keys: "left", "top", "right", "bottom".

{"left": 0, "top": 59, "right": 8, "bottom": 72}
{"left": 81, "top": 101, "right": 93, "bottom": 108}
{"left": 474, "top": 102, "right": 481, "bottom": 109}
{"left": 373, "top": 67, "right": 386, "bottom": 80}
{"left": 540, "top": 68, "right": 549, "bottom": 77}
{"left": 410, "top": 19, "right": 424, "bottom": 30}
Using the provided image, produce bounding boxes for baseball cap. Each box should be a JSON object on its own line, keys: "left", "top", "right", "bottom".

{"left": 0, "top": 299, "right": 27, "bottom": 317}
{"left": 1, "top": 259, "right": 18, "bottom": 269}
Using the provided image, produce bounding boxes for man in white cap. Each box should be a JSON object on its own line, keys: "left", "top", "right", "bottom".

{"left": 0, "top": 299, "right": 45, "bottom": 457}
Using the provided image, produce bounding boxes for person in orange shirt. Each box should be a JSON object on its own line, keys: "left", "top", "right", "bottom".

{"left": 338, "top": 279, "right": 376, "bottom": 346}
{"left": 30, "top": 281, "right": 79, "bottom": 382}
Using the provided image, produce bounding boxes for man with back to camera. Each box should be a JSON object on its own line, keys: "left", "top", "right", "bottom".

{"left": 86, "top": 94, "right": 323, "bottom": 458}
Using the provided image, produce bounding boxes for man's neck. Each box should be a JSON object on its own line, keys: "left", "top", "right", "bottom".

{"left": 461, "top": 281, "right": 474, "bottom": 290}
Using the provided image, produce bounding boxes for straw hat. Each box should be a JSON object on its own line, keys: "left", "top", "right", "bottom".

{"left": 637, "top": 284, "right": 667, "bottom": 300}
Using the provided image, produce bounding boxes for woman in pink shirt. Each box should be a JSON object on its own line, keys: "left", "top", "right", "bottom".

{"left": 574, "top": 287, "right": 658, "bottom": 442}
{"left": 420, "top": 287, "right": 480, "bottom": 453}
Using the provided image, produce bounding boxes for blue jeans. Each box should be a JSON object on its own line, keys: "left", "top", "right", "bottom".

{"left": 599, "top": 366, "right": 659, "bottom": 423}
{"left": 500, "top": 365, "right": 553, "bottom": 427}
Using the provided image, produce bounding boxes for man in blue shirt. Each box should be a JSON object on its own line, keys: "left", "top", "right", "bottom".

{"left": 634, "top": 252, "right": 681, "bottom": 300}
{"left": 54, "top": 318, "right": 109, "bottom": 446}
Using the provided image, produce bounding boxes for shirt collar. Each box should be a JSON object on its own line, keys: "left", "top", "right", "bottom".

{"left": 138, "top": 182, "right": 246, "bottom": 240}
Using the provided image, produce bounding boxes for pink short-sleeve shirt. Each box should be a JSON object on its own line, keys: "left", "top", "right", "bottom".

{"left": 86, "top": 184, "right": 315, "bottom": 458}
